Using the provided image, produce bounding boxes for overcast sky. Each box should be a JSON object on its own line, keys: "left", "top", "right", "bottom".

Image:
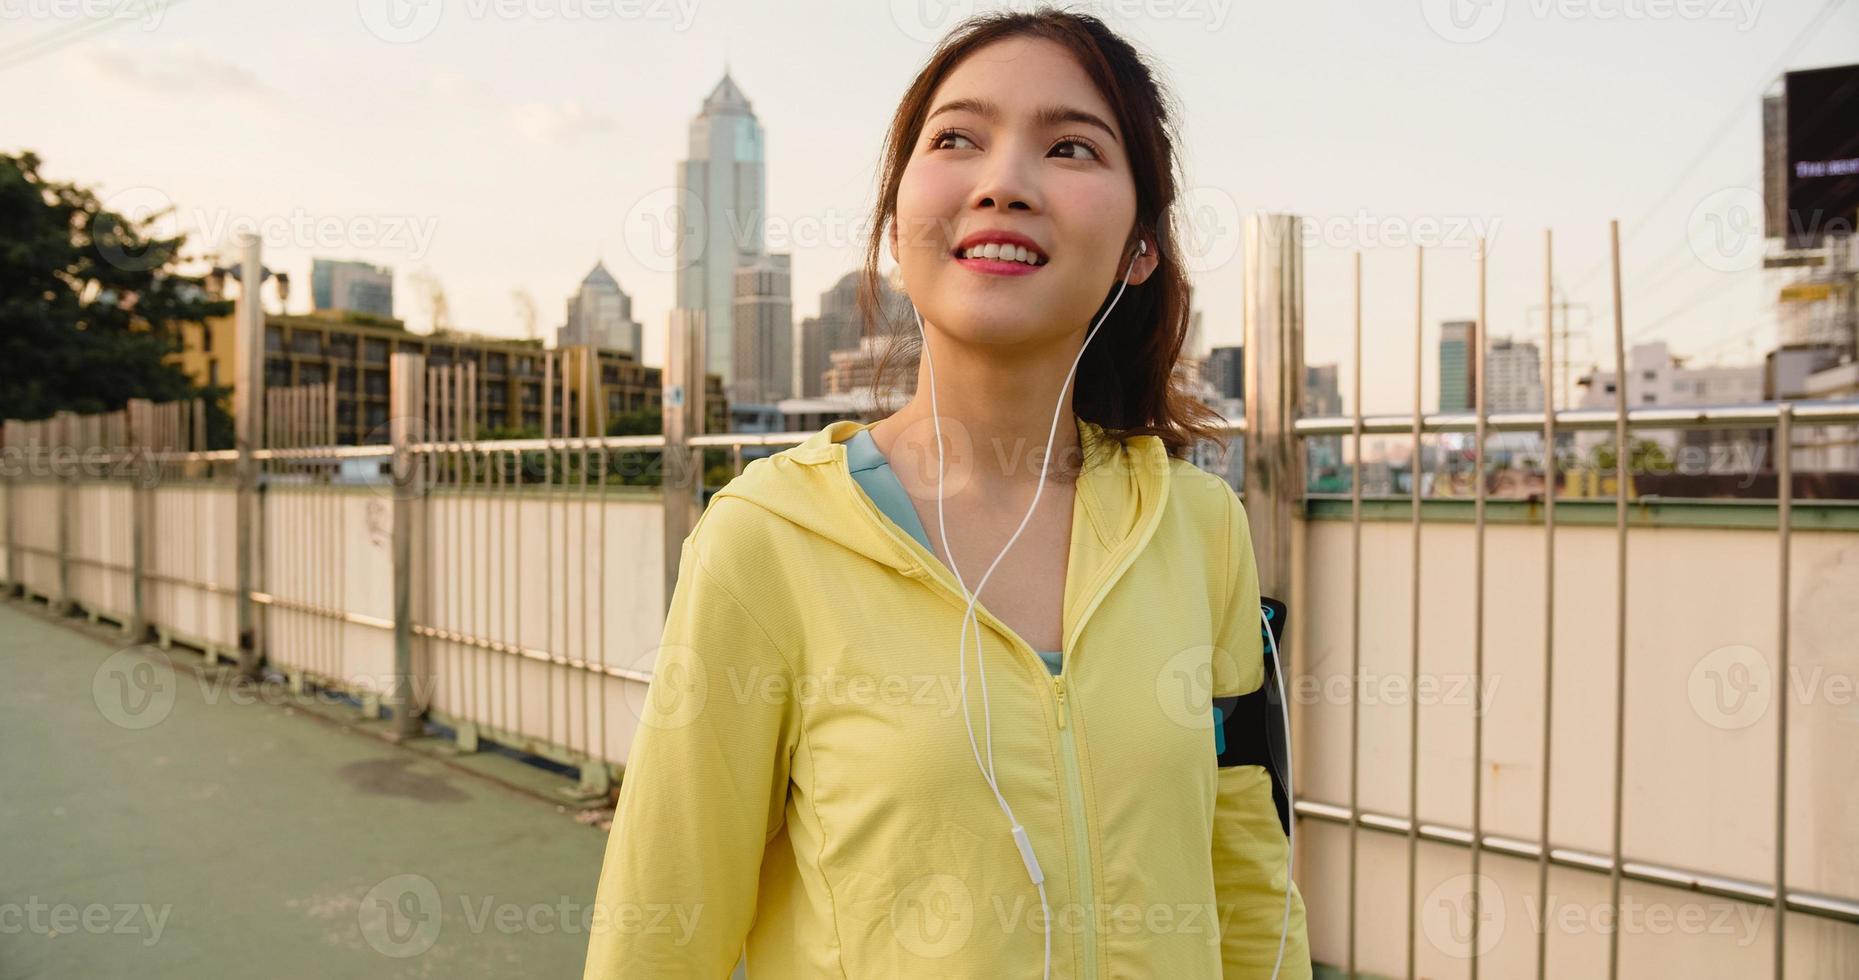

{"left": 5, "top": 0, "right": 1856, "bottom": 413}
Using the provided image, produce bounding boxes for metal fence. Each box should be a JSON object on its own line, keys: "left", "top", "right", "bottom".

{"left": 3, "top": 219, "right": 1856, "bottom": 978}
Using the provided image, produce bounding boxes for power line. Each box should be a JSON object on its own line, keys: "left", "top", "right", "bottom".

{"left": 1562, "top": 0, "right": 1850, "bottom": 296}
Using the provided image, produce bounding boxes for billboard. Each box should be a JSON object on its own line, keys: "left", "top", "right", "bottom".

{"left": 1781, "top": 63, "right": 1859, "bottom": 249}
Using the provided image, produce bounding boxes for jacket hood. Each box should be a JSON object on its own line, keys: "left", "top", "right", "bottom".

{"left": 708, "top": 416, "right": 1176, "bottom": 598}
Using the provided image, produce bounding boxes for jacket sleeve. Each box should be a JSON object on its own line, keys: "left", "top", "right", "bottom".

{"left": 1210, "top": 487, "right": 1312, "bottom": 978}
{"left": 583, "top": 536, "right": 798, "bottom": 979}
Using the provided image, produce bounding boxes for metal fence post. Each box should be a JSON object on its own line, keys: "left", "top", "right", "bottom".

{"left": 1242, "top": 213, "right": 1305, "bottom": 598}
{"left": 126, "top": 398, "right": 152, "bottom": 640}
{"left": 54, "top": 409, "right": 76, "bottom": 615}
{"left": 1, "top": 458, "right": 10, "bottom": 595}
{"left": 2, "top": 420, "right": 15, "bottom": 595}
{"left": 662, "top": 308, "right": 706, "bottom": 609}
{"left": 390, "top": 352, "right": 427, "bottom": 740}
{"left": 232, "top": 233, "right": 265, "bottom": 679}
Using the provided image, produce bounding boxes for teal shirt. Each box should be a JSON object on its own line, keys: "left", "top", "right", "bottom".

{"left": 845, "top": 428, "right": 1064, "bottom": 676}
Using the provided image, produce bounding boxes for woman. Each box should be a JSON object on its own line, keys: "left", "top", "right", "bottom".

{"left": 584, "top": 9, "right": 1308, "bottom": 978}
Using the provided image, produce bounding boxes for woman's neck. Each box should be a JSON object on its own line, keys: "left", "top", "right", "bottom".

{"left": 869, "top": 333, "right": 1088, "bottom": 497}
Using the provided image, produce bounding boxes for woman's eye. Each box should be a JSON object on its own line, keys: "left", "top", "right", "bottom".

{"left": 1051, "top": 138, "right": 1100, "bottom": 162}
{"left": 930, "top": 131, "right": 976, "bottom": 151}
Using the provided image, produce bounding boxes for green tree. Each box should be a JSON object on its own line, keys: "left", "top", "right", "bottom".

{"left": 604, "top": 405, "right": 731, "bottom": 488}
{"left": 1592, "top": 437, "right": 1672, "bottom": 475}
{"left": 0, "top": 151, "right": 232, "bottom": 443}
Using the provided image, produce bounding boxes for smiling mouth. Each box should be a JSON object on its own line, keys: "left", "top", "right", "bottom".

{"left": 950, "top": 244, "right": 1047, "bottom": 277}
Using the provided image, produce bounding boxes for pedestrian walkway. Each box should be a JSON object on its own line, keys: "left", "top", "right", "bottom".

{"left": 0, "top": 600, "right": 610, "bottom": 979}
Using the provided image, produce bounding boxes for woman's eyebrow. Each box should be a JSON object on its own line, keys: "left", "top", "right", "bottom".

{"left": 926, "top": 96, "right": 1120, "bottom": 145}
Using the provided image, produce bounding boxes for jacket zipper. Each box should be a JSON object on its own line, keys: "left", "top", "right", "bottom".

{"left": 837, "top": 448, "right": 1104, "bottom": 975}
{"left": 1053, "top": 673, "right": 1098, "bottom": 979}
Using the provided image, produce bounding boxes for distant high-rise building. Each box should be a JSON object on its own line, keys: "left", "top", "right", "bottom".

{"left": 311, "top": 259, "right": 394, "bottom": 319}
{"left": 1303, "top": 363, "right": 1342, "bottom": 416}
{"left": 1487, "top": 337, "right": 1545, "bottom": 413}
{"left": 1439, "top": 320, "right": 1477, "bottom": 412}
{"left": 730, "top": 253, "right": 792, "bottom": 406}
{"left": 797, "top": 271, "right": 910, "bottom": 398}
{"left": 677, "top": 71, "right": 766, "bottom": 395}
{"left": 557, "top": 261, "right": 643, "bottom": 358}
{"left": 1203, "top": 345, "right": 1243, "bottom": 401}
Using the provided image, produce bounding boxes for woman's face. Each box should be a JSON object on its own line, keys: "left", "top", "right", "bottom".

{"left": 891, "top": 36, "right": 1153, "bottom": 352}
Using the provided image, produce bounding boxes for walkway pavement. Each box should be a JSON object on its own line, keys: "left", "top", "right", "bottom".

{"left": 0, "top": 601, "right": 611, "bottom": 979}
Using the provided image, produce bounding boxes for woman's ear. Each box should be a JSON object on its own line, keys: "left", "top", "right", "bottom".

{"left": 1127, "top": 237, "right": 1158, "bottom": 286}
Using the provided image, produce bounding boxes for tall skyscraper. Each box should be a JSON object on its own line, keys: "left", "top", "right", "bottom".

{"left": 676, "top": 71, "right": 766, "bottom": 395}
{"left": 730, "top": 253, "right": 792, "bottom": 406}
{"left": 1438, "top": 319, "right": 1477, "bottom": 412}
{"left": 311, "top": 259, "right": 394, "bottom": 319}
{"left": 557, "top": 261, "right": 643, "bottom": 359}
{"left": 1486, "top": 337, "right": 1545, "bottom": 413}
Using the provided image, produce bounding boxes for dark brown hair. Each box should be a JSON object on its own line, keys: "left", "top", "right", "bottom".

{"left": 857, "top": 6, "right": 1228, "bottom": 463}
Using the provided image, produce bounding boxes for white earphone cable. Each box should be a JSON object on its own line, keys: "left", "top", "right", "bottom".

{"left": 911, "top": 238, "right": 1144, "bottom": 980}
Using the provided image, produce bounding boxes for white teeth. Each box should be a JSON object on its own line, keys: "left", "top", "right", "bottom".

{"left": 960, "top": 243, "right": 1044, "bottom": 265}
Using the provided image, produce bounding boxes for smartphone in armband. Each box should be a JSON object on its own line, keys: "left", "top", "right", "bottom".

{"left": 1210, "top": 596, "right": 1292, "bottom": 837}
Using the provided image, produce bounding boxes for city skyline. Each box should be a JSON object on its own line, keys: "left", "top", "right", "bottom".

{"left": 5, "top": 1, "right": 1856, "bottom": 415}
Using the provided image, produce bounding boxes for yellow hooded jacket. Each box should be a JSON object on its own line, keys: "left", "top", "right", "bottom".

{"left": 584, "top": 417, "right": 1310, "bottom": 978}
